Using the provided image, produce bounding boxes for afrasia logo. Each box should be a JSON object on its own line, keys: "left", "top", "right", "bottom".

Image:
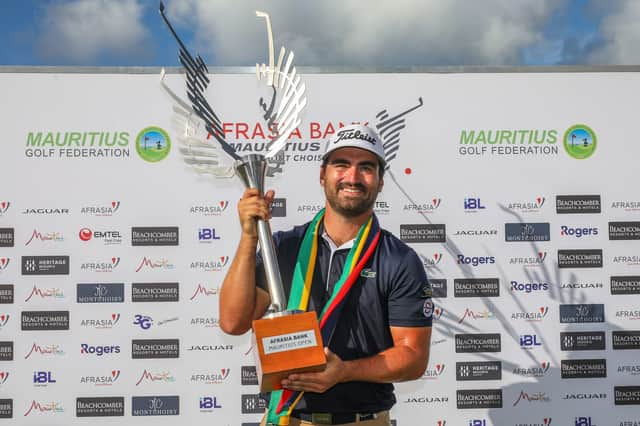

{"left": 80, "top": 257, "right": 120, "bottom": 273}
{"left": 80, "top": 313, "right": 121, "bottom": 330}
{"left": 421, "top": 363, "right": 445, "bottom": 380}
{"left": 191, "top": 369, "right": 230, "bottom": 384}
{"left": 511, "top": 307, "right": 549, "bottom": 322}
{"left": 564, "top": 124, "right": 597, "bottom": 159}
{"left": 136, "top": 127, "right": 171, "bottom": 162}
{"left": 81, "top": 201, "right": 120, "bottom": 216}
{"left": 507, "top": 196, "right": 546, "bottom": 213}
{"left": 432, "top": 306, "right": 444, "bottom": 320}
{"left": 421, "top": 253, "right": 443, "bottom": 268}
{"left": 0, "top": 258, "right": 10, "bottom": 272}
{"left": 190, "top": 201, "right": 230, "bottom": 216}
{"left": 404, "top": 198, "right": 442, "bottom": 214}
{"left": 513, "top": 361, "right": 551, "bottom": 378}
{"left": 79, "top": 369, "right": 121, "bottom": 386}
{"left": 190, "top": 257, "right": 230, "bottom": 272}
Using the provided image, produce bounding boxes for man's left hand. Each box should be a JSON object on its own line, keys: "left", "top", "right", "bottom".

{"left": 281, "top": 347, "right": 344, "bottom": 393}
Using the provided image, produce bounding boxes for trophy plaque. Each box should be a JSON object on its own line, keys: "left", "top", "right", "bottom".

{"left": 159, "top": 3, "right": 326, "bottom": 392}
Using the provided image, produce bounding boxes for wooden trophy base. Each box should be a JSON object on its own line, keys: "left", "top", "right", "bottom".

{"left": 252, "top": 310, "right": 326, "bottom": 392}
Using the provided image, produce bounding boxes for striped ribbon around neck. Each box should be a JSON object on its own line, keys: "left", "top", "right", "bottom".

{"left": 265, "top": 208, "right": 381, "bottom": 425}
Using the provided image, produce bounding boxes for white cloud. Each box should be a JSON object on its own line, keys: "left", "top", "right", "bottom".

{"left": 166, "top": 0, "right": 566, "bottom": 66}
{"left": 587, "top": 0, "right": 640, "bottom": 64}
{"left": 36, "top": 0, "right": 150, "bottom": 63}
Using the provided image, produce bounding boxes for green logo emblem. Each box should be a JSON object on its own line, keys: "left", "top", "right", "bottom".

{"left": 136, "top": 127, "right": 171, "bottom": 162}
{"left": 563, "top": 124, "right": 596, "bottom": 159}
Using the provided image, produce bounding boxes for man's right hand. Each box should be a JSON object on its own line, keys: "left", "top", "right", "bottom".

{"left": 238, "top": 188, "right": 275, "bottom": 238}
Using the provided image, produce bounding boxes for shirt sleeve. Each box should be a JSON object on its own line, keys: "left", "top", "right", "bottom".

{"left": 387, "top": 248, "right": 433, "bottom": 327}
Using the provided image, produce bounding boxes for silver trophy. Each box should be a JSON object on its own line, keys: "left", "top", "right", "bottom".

{"left": 160, "top": 5, "right": 325, "bottom": 391}
{"left": 159, "top": 3, "right": 306, "bottom": 315}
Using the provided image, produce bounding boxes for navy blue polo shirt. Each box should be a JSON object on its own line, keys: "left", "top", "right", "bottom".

{"left": 255, "top": 217, "right": 432, "bottom": 414}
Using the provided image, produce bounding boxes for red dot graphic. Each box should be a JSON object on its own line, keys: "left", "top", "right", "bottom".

{"left": 404, "top": 168, "right": 412, "bottom": 175}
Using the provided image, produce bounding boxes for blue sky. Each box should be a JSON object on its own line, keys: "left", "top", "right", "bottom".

{"left": 0, "top": 0, "right": 638, "bottom": 67}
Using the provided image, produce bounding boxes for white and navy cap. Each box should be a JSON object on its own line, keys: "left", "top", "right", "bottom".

{"left": 322, "top": 124, "right": 386, "bottom": 167}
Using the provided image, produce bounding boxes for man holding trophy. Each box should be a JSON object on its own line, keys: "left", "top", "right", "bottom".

{"left": 220, "top": 124, "right": 433, "bottom": 426}
{"left": 158, "top": 5, "right": 431, "bottom": 424}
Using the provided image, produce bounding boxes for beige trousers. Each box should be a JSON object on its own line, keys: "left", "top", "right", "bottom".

{"left": 260, "top": 410, "right": 391, "bottom": 426}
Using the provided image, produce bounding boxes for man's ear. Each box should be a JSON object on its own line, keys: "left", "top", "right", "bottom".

{"left": 320, "top": 166, "right": 325, "bottom": 185}
{"left": 378, "top": 177, "right": 384, "bottom": 193}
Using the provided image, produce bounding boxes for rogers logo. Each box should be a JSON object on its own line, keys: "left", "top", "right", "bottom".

{"left": 79, "top": 228, "right": 93, "bottom": 241}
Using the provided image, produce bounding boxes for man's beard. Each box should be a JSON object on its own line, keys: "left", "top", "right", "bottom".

{"left": 324, "top": 182, "right": 377, "bottom": 218}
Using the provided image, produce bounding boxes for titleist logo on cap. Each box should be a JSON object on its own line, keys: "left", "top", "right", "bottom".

{"left": 334, "top": 129, "right": 377, "bottom": 145}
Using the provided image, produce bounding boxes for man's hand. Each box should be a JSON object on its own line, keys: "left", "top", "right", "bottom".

{"left": 281, "top": 348, "right": 344, "bottom": 393}
{"left": 238, "top": 188, "right": 275, "bottom": 238}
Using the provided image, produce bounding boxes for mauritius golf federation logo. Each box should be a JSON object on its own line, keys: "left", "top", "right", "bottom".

{"left": 136, "top": 127, "right": 171, "bottom": 163}
{"left": 564, "top": 124, "right": 596, "bottom": 159}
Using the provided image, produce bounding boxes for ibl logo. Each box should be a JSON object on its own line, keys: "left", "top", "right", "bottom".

{"left": 33, "top": 371, "right": 56, "bottom": 384}
{"left": 520, "top": 334, "right": 542, "bottom": 348}
{"left": 464, "top": 198, "right": 486, "bottom": 210}
{"left": 469, "top": 421, "right": 486, "bottom": 426}
{"left": 575, "top": 417, "right": 596, "bottom": 426}
{"left": 198, "top": 228, "right": 221, "bottom": 241}
{"left": 200, "top": 396, "right": 222, "bottom": 409}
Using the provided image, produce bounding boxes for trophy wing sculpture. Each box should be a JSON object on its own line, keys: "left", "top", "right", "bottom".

{"left": 159, "top": 2, "right": 307, "bottom": 178}
{"left": 254, "top": 11, "right": 308, "bottom": 160}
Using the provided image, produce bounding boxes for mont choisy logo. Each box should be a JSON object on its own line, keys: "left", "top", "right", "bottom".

{"left": 457, "top": 124, "right": 596, "bottom": 159}
{"left": 563, "top": 124, "right": 597, "bottom": 159}
{"left": 136, "top": 127, "right": 171, "bottom": 163}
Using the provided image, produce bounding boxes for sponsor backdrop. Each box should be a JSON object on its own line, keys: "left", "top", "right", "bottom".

{"left": 0, "top": 69, "right": 639, "bottom": 425}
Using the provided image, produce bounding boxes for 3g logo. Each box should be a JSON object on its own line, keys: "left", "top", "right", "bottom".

{"left": 133, "top": 314, "right": 153, "bottom": 330}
